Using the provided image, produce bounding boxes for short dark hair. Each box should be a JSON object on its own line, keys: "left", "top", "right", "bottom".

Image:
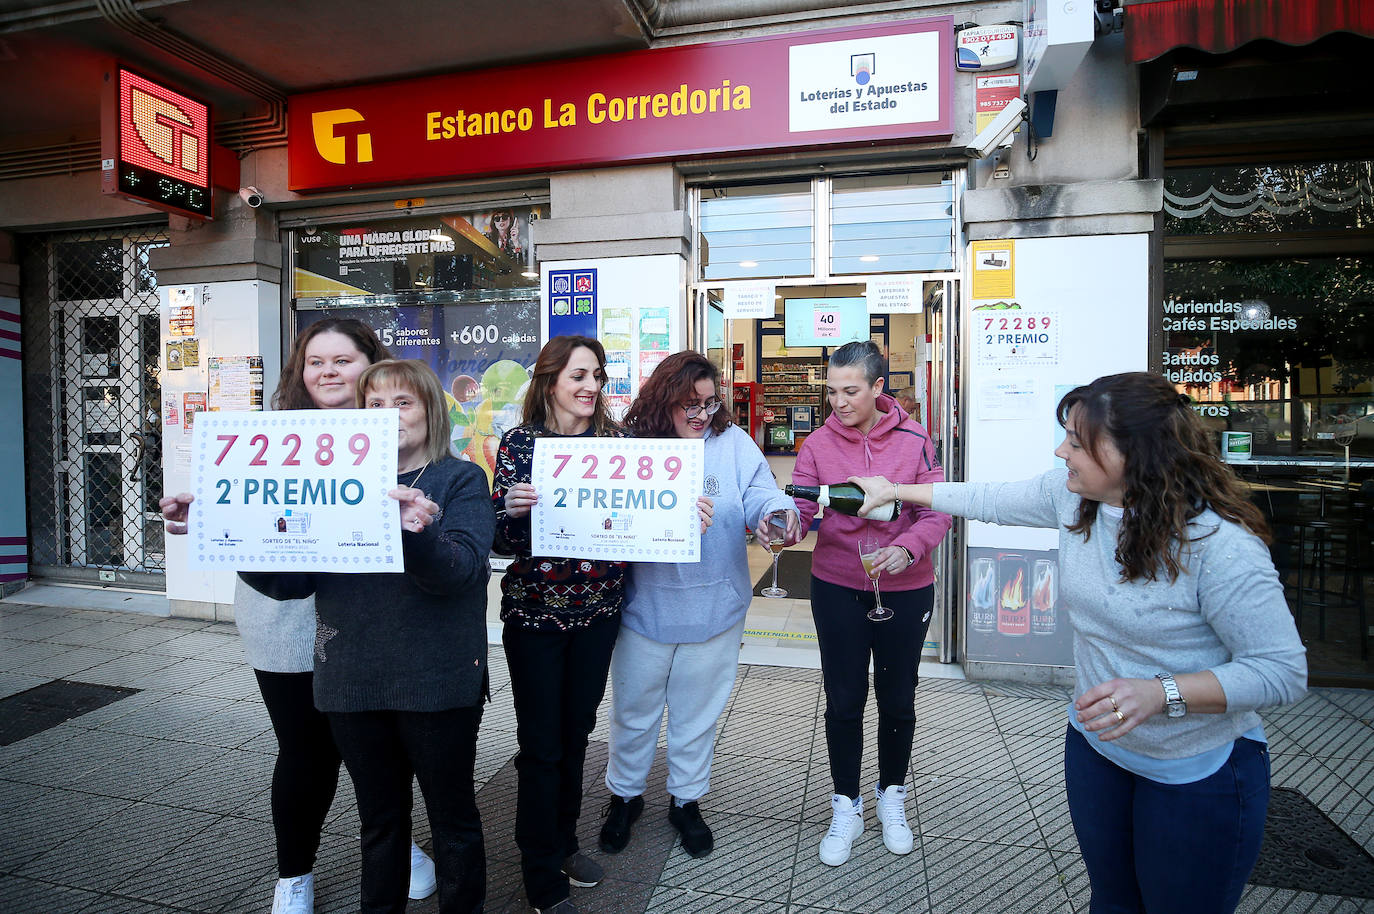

{"left": 624, "top": 350, "right": 728, "bottom": 437}
{"left": 828, "top": 340, "right": 886, "bottom": 385}
{"left": 276, "top": 318, "right": 390, "bottom": 410}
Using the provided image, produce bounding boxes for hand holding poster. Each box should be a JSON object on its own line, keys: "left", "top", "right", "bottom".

{"left": 531, "top": 437, "right": 703, "bottom": 562}
{"left": 190, "top": 410, "right": 399, "bottom": 571}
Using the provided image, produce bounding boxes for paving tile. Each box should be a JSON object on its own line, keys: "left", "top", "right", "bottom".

{"left": 980, "top": 682, "right": 1073, "bottom": 701}
{"left": 45, "top": 620, "right": 145, "bottom": 647}
{"left": 2, "top": 727, "right": 231, "bottom": 800}
{"left": 790, "top": 829, "right": 929, "bottom": 913}
{"left": 987, "top": 695, "right": 1072, "bottom": 738}
{"left": 913, "top": 688, "right": 998, "bottom": 731}
{"left": 655, "top": 811, "right": 797, "bottom": 903}
{"left": 0, "top": 671, "right": 50, "bottom": 700}
{"left": 121, "top": 657, "right": 243, "bottom": 692}
{"left": 99, "top": 625, "right": 185, "bottom": 652}
{"left": 0, "top": 875, "right": 103, "bottom": 914}
{"left": 924, "top": 838, "right": 1068, "bottom": 914}
{"left": 1023, "top": 783, "right": 1078, "bottom": 852}
{"left": 1270, "top": 715, "right": 1374, "bottom": 762}
{"left": 0, "top": 780, "right": 134, "bottom": 871}
{"left": 909, "top": 725, "right": 1015, "bottom": 781}
{"left": 1270, "top": 752, "right": 1366, "bottom": 816}
{"left": 1261, "top": 692, "right": 1354, "bottom": 720}
{"left": 741, "top": 664, "right": 824, "bottom": 684}
{"left": 703, "top": 755, "right": 809, "bottom": 821}
{"left": 0, "top": 637, "right": 71, "bottom": 669}
{"left": 911, "top": 774, "right": 1043, "bottom": 848}
{"left": 714, "top": 712, "right": 814, "bottom": 762}
{"left": 183, "top": 666, "right": 260, "bottom": 701}
{"left": 1235, "top": 885, "right": 1351, "bottom": 913}
{"left": 111, "top": 813, "right": 276, "bottom": 911}
{"left": 1323, "top": 688, "right": 1374, "bottom": 721}
{"left": 728, "top": 678, "right": 821, "bottom": 717}
{"left": 144, "top": 748, "right": 276, "bottom": 818}
{"left": 6, "top": 616, "right": 102, "bottom": 642}
{"left": 1002, "top": 731, "right": 1066, "bottom": 789}
{"left": 75, "top": 652, "right": 182, "bottom": 688}
{"left": 144, "top": 630, "right": 241, "bottom": 660}
{"left": 13, "top": 645, "right": 128, "bottom": 680}
{"left": 645, "top": 885, "right": 787, "bottom": 913}
{"left": 15, "top": 801, "right": 218, "bottom": 892}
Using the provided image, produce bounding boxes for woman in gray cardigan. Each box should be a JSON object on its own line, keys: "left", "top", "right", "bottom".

{"left": 848, "top": 372, "right": 1306, "bottom": 914}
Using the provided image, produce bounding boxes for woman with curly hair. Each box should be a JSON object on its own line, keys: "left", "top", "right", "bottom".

{"left": 849, "top": 371, "right": 1307, "bottom": 914}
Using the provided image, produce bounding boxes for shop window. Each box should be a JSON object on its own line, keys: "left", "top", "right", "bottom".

{"left": 55, "top": 240, "right": 123, "bottom": 301}
{"left": 293, "top": 205, "right": 543, "bottom": 303}
{"left": 830, "top": 173, "right": 956, "bottom": 275}
{"left": 698, "top": 181, "right": 813, "bottom": 281}
{"left": 1163, "top": 160, "right": 1374, "bottom": 458}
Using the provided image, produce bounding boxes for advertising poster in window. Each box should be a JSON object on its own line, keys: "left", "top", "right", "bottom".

{"left": 962, "top": 234, "right": 1149, "bottom": 666}
{"left": 299, "top": 303, "right": 540, "bottom": 489}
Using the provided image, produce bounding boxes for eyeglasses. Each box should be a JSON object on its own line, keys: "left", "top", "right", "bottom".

{"left": 682, "top": 399, "right": 723, "bottom": 419}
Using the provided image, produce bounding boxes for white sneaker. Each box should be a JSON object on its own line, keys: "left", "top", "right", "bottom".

{"left": 818, "top": 794, "right": 864, "bottom": 866}
{"left": 409, "top": 841, "right": 437, "bottom": 900}
{"left": 272, "top": 874, "right": 314, "bottom": 914}
{"left": 875, "top": 784, "right": 914, "bottom": 855}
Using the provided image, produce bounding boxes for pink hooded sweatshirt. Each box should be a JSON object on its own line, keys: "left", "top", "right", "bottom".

{"left": 793, "top": 393, "right": 951, "bottom": 592}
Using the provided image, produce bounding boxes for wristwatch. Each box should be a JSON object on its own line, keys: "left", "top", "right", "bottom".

{"left": 1155, "top": 673, "right": 1187, "bottom": 718}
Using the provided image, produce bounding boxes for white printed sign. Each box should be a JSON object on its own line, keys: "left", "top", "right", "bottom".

{"left": 972, "top": 310, "right": 1059, "bottom": 368}
{"left": 190, "top": 410, "right": 399, "bottom": 571}
{"left": 789, "top": 31, "right": 941, "bottom": 133}
{"left": 531, "top": 437, "right": 704, "bottom": 563}
{"left": 725, "top": 282, "right": 774, "bottom": 319}
{"left": 867, "top": 275, "right": 922, "bottom": 314}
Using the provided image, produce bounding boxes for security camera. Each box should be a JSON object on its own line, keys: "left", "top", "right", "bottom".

{"left": 965, "top": 97, "right": 1028, "bottom": 159}
{"left": 238, "top": 186, "right": 264, "bottom": 208}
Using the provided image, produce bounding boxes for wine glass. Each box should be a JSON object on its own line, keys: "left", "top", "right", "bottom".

{"left": 858, "top": 537, "right": 893, "bottom": 623}
{"left": 759, "top": 510, "right": 790, "bottom": 598}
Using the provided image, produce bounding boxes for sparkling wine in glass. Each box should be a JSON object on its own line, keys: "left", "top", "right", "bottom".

{"left": 760, "top": 510, "right": 789, "bottom": 598}
{"left": 858, "top": 537, "right": 893, "bottom": 622}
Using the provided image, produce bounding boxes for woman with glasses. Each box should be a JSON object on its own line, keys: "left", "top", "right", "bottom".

{"left": 597, "top": 351, "right": 799, "bottom": 860}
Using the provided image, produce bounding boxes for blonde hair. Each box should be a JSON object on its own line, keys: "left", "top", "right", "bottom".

{"left": 356, "top": 359, "right": 452, "bottom": 464}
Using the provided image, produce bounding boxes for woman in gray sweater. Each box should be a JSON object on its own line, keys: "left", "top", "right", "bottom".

{"left": 849, "top": 372, "right": 1306, "bottom": 914}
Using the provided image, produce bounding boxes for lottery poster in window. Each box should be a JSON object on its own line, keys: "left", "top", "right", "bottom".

{"left": 189, "top": 409, "right": 399, "bottom": 571}
{"left": 531, "top": 437, "right": 703, "bottom": 562}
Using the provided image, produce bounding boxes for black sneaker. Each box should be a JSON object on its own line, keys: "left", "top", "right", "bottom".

{"left": 598, "top": 794, "right": 644, "bottom": 853}
{"left": 560, "top": 852, "right": 603, "bottom": 888}
{"left": 668, "top": 799, "right": 714, "bottom": 858}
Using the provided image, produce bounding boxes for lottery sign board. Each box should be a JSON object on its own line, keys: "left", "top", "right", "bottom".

{"left": 190, "top": 410, "right": 399, "bottom": 571}
{"left": 531, "top": 437, "right": 704, "bottom": 562}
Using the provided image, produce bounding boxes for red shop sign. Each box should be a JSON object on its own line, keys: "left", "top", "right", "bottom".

{"left": 288, "top": 17, "right": 953, "bottom": 192}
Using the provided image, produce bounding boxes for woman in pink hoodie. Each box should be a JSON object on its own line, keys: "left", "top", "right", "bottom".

{"left": 792, "top": 340, "right": 951, "bottom": 867}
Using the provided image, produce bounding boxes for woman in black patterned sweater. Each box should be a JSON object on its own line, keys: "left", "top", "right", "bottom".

{"left": 491, "top": 335, "right": 627, "bottom": 914}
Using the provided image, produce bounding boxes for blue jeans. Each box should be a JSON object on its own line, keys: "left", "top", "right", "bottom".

{"left": 1064, "top": 725, "right": 1270, "bottom": 914}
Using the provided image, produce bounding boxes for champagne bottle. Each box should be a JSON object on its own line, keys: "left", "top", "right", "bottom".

{"left": 784, "top": 483, "right": 897, "bottom": 521}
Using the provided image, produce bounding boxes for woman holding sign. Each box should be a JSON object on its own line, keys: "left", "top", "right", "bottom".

{"left": 492, "top": 336, "right": 629, "bottom": 914}
{"left": 598, "top": 351, "right": 799, "bottom": 859}
{"left": 242, "top": 359, "right": 495, "bottom": 914}
{"left": 791, "top": 340, "right": 950, "bottom": 867}
{"left": 847, "top": 373, "right": 1306, "bottom": 914}
{"left": 161, "top": 319, "right": 440, "bottom": 913}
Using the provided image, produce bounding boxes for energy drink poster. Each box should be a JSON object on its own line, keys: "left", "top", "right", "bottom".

{"left": 299, "top": 302, "right": 540, "bottom": 489}
{"left": 964, "top": 546, "right": 1072, "bottom": 664}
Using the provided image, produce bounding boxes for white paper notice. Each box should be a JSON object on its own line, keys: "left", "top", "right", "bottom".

{"left": 724, "top": 283, "right": 774, "bottom": 319}
{"left": 189, "top": 410, "right": 399, "bottom": 571}
{"left": 532, "top": 437, "right": 704, "bottom": 563}
{"left": 867, "top": 276, "right": 922, "bottom": 314}
{"left": 977, "top": 375, "right": 1038, "bottom": 421}
{"left": 971, "top": 310, "right": 1059, "bottom": 367}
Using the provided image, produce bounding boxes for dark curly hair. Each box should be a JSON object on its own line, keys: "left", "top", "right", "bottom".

{"left": 1058, "top": 372, "right": 1270, "bottom": 583}
{"left": 624, "top": 350, "right": 729, "bottom": 437}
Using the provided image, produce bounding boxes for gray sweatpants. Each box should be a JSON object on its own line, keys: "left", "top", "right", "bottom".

{"left": 603, "top": 618, "right": 746, "bottom": 802}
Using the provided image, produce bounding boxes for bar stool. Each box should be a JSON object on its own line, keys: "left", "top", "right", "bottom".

{"left": 1293, "top": 508, "right": 1368, "bottom": 659}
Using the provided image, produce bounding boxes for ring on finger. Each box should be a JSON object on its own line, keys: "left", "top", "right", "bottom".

{"left": 1109, "top": 695, "right": 1120, "bottom": 712}
{"left": 1113, "top": 708, "right": 1125, "bottom": 723}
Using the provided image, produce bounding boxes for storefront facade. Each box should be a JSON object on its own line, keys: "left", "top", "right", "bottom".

{"left": 4, "top": 0, "right": 1366, "bottom": 683}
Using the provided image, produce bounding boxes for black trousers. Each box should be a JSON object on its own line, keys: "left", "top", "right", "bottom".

{"left": 327, "top": 707, "right": 485, "bottom": 914}
{"left": 502, "top": 615, "right": 619, "bottom": 909}
{"left": 254, "top": 669, "right": 342, "bottom": 879}
{"left": 810, "top": 578, "right": 934, "bottom": 799}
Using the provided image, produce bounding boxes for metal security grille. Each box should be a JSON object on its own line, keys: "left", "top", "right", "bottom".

{"left": 20, "top": 226, "right": 169, "bottom": 587}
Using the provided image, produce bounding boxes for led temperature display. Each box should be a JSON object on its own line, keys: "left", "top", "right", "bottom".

{"left": 104, "top": 68, "right": 212, "bottom": 218}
